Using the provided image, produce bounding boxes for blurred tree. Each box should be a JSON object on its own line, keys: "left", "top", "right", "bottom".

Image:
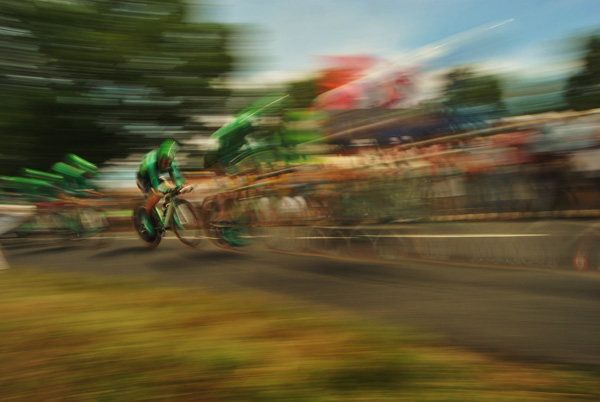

{"left": 564, "top": 36, "right": 600, "bottom": 111}
{"left": 444, "top": 68, "right": 504, "bottom": 110}
{"left": 0, "top": 0, "right": 234, "bottom": 175}
{"left": 442, "top": 68, "right": 506, "bottom": 129}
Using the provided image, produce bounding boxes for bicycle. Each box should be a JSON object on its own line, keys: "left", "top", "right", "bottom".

{"left": 133, "top": 186, "right": 202, "bottom": 248}
{"left": 8, "top": 197, "right": 110, "bottom": 248}
{"left": 63, "top": 191, "right": 112, "bottom": 248}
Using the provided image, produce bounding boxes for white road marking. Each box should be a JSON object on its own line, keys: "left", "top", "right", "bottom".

{"left": 296, "top": 234, "right": 551, "bottom": 239}
{"left": 367, "top": 234, "right": 551, "bottom": 238}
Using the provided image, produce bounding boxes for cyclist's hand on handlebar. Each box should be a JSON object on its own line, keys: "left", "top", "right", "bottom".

{"left": 159, "top": 181, "right": 176, "bottom": 194}
{"left": 162, "top": 183, "right": 192, "bottom": 195}
{"left": 178, "top": 185, "right": 193, "bottom": 194}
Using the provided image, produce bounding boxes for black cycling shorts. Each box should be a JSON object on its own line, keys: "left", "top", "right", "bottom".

{"left": 136, "top": 172, "right": 152, "bottom": 195}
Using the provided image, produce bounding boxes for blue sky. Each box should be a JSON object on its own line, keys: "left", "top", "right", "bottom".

{"left": 198, "top": 0, "right": 600, "bottom": 82}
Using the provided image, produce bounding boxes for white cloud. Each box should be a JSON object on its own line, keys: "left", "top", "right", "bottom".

{"left": 226, "top": 69, "right": 317, "bottom": 89}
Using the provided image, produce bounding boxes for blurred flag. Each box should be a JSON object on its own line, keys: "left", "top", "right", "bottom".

{"left": 312, "top": 20, "right": 514, "bottom": 111}
{"left": 313, "top": 55, "right": 419, "bottom": 110}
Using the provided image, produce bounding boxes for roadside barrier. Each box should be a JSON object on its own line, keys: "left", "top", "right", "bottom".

{"left": 258, "top": 220, "right": 596, "bottom": 272}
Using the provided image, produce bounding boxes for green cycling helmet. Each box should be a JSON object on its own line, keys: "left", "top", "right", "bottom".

{"left": 158, "top": 139, "right": 179, "bottom": 167}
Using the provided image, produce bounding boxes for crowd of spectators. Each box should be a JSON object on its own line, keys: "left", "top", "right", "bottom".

{"left": 216, "top": 111, "right": 600, "bottom": 226}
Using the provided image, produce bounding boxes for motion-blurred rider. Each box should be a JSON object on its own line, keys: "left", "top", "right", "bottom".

{"left": 136, "top": 139, "right": 186, "bottom": 235}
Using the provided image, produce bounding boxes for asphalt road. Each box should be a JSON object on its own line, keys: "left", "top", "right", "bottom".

{"left": 3, "top": 232, "right": 600, "bottom": 366}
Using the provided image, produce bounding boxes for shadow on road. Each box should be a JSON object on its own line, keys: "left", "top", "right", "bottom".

{"left": 278, "top": 254, "right": 411, "bottom": 284}
{"left": 145, "top": 250, "right": 244, "bottom": 272}
{"left": 92, "top": 246, "right": 159, "bottom": 259}
{"left": 8, "top": 244, "right": 82, "bottom": 257}
{"left": 181, "top": 249, "right": 244, "bottom": 262}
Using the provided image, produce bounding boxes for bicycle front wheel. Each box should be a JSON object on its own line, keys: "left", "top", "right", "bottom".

{"left": 172, "top": 199, "right": 202, "bottom": 248}
{"left": 133, "top": 204, "right": 162, "bottom": 248}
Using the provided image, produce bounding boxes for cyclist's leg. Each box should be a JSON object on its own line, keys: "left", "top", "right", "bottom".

{"left": 146, "top": 191, "right": 162, "bottom": 215}
{"left": 136, "top": 173, "right": 159, "bottom": 235}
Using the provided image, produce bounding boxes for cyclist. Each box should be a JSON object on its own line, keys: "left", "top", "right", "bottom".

{"left": 136, "top": 139, "right": 186, "bottom": 234}
{"left": 51, "top": 161, "right": 98, "bottom": 198}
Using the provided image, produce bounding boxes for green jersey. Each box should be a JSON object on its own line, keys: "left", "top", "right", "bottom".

{"left": 51, "top": 162, "right": 97, "bottom": 197}
{"left": 137, "top": 149, "right": 185, "bottom": 192}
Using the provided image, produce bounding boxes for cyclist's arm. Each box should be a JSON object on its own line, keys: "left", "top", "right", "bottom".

{"left": 169, "top": 160, "right": 186, "bottom": 188}
{"left": 146, "top": 166, "right": 165, "bottom": 192}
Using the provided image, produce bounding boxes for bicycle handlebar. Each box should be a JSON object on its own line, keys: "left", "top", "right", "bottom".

{"left": 165, "top": 185, "right": 193, "bottom": 198}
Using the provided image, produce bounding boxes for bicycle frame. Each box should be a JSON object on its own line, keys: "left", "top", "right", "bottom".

{"left": 155, "top": 197, "right": 176, "bottom": 230}
{"left": 153, "top": 187, "right": 193, "bottom": 231}
{"left": 134, "top": 185, "right": 200, "bottom": 249}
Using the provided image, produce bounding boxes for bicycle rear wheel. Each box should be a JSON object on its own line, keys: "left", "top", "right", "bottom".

{"left": 172, "top": 199, "right": 202, "bottom": 248}
{"left": 78, "top": 207, "right": 112, "bottom": 248}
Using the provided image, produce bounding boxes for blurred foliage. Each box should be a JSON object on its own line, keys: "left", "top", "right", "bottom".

{"left": 287, "top": 77, "right": 319, "bottom": 109}
{"left": 443, "top": 67, "right": 505, "bottom": 112}
{"left": 565, "top": 36, "right": 600, "bottom": 111}
{"left": 0, "top": 0, "right": 235, "bottom": 175}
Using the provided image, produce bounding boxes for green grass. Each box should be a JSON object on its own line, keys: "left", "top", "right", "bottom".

{"left": 0, "top": 269, "right": 599, "bottom": 402}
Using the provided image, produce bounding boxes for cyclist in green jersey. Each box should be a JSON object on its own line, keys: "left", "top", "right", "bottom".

{"left": 136, "top": 139, "right": 186, "bottom": 234}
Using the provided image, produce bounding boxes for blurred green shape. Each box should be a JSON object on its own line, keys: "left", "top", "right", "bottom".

{"left": 211, "top": 93, "right": 290, "bottom": 141}
{"left": 51, "top": 161, "right": 97, "bottom": 196}
{"left": 1, "top": 176, "right": 54, "bottom": 188}
{"left": 64, "top": 154, "right": 98, "bottom": 175}
{"left": 22, "top": 168, "right": 63, "bottom": 183}
{"left": 0, "top": 175, "right": 60, "bottom": 201}
{"left": 280, "top": 109, "right": 326, "bottom": 146}
{"left": 209, "top": 93, "right": 290, "bottom": 169}
{"left": 207, "top": 94, "right": 328, "bottom": 172}
{"left": 52, "top": 162, "right": 85, "bottom": 180}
